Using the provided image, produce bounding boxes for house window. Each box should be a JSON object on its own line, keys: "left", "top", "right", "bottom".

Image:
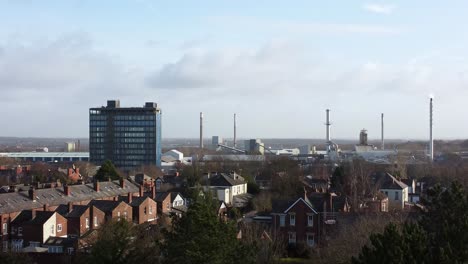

{"left": 124, "top": 211, "right": 128, "bottom": 220}
{"left": 395, "top": 192, "right": 399, "bottom": 200}
{"left": 51, "top": 224, "right": 55, "bottom": 235}
{"left": 290, "top": 213, "right": 296, "bottom": 226}
{"left": 2, "top": 223, "right": 7, "bottom": 235}
{"left": 57, "top": 224, "right": 62, "bottom": 232}
{"left": 67, "top": 247, "right": 74, "bottom": 255}
{"left": 18, "top": 227, "right": 23, "bottom": 236}
{"left": 29, "top": 242, "right": 40, "bottom": 247}
{"left": 307, "top": 233, "right": 315, "bottom": 247}
{"left": 288, "top": 232, "right": 296, "bottom": 244}
{"left": 156, "top": 180, "right": 161, "bottom": 190}
{"left": 94, "top": 216, "right": 98, "bottom": 227}
{"left": 3, "top": 241, "right": 8, "bottom": 252}
{"left": 149, "top": 206, "right": 153, "bottom": 214}
{"left": 279, "top": 215, "right": 285, "bottom": 227}
{"left": 144, "top": 207, "right": 147, "bottom": 214}
{"left": 85, "top": 217, "right": 89, "bottom": 229}
{"left": 307, "top": 214, "right": 314, "bottom": 227}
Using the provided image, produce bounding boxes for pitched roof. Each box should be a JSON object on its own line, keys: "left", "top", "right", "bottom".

{"left": 0, "top": 179, "right": 139, "bottom": 214}
{"left": 66, "top": 205, "right": 89, "bottom": 218}
{"left": 373, "top": 172, "right": 408, "bottom": 190}
{"left": 11, "top": 210, "right": 33, "bottom": 225}
{"left": 27, "top": 211, "right": 55, "bottom": 225}
{"left": 202, "top": 173, "right": 245, "bottom": 187}
{"left": 271, "top": 199, "right": 296, "bottom": 214}
{"left": 271, "top": 198, "right": 317, "bottom": 214}
{"left": 88, "top": 200, "right": 123, "bottom": 213}
{"left": 154, "top": 192, "right": 170, "bottom": 202}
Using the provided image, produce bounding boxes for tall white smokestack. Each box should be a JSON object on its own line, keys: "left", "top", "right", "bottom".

{"left": 429, "top": 97, "right": 434, "bottom": 161}
{"left": 234, "top": 113, "right": 237, "bottom": 148}
{"left": 325, "top": 109, "right": 331, "bottom": 143}
{"left": 381, "top": 113, "right": 384, "bottom": 150}
{"left": 200, "top": 112, "right": 203, "bottom": 149}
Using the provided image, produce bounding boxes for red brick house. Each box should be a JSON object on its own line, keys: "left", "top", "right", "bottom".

{"left": 56, "top": 203, "right": 106, "bottom": 237}
{"left": 154, "top": 192, "right": 172, "bottom": 215}
{"left": 122, "top": 194, "right": 158, "bottom": 224}
{"left": 271, "top": 197, "right": 319, "bottom": 248}
{"left": 88, "top": 200, "right": 133, "bottom": 222}
{"left": 10, "top": 210, "right": 67, "bottom": 250}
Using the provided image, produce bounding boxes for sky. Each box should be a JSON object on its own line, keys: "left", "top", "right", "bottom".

{"left": 0, "top": 0, "right": 467, "bottom": 140}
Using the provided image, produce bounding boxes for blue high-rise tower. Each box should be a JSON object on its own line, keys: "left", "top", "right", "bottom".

{"left": 89, "top": 100, "right": 162, "bottom": 171}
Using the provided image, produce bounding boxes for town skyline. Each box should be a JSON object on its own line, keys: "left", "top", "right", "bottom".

{"left": 1, "top": 1, "right": 467, "bottom": 139}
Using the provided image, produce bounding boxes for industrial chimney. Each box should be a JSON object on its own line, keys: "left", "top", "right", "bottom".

{"left": 234, "top": 113, "right": 237, "bottom": 148}
{"left": 429, "top": 97, "right": 434, "bottom": 162}
{"left": 325, "top": 109, "right": 331, "bottom": 143}
{"left": 381, "top": 113, "right": 384, "bottom": 150}
{"left": 200, "top": 112, "right": 204, "bottom": 149}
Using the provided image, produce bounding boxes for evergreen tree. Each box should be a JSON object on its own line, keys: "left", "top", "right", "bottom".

{"left": 352, "top": 223, "right": 429, "bottom": 264}
{"left": 95, "top": 160, "right": 121, "bottom": 181}
{"left": 83, "top": 220, "right": 161, "bottom": 264}
{"left": 161, "top": 191, "right": 256, "bottom": 264}
{"left": 353, "top": 181, "right": 468, "bottom": 264}
{"left": 420, "top": 182, "right": 468, "bottom": 263}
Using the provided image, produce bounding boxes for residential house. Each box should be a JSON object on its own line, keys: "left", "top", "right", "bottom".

{"left": 0, "top": 179, "right": 140, "bottom": 247}
{"left": 201, "top": 172, "right": 248, "bottom": 205}
{"left": 87, "top": 200, "right": 133, "bottom": 222}
{"left": 56, "top": 203, "right": 105, "bottom": 237}
{"left": 43, "top": 236, "right": 78, "bottom": 254}
{"left": 154, "top": 192, "right": 172, "bottom": 215}
{"left": 123, "top": 194, "right": 158, "bottom": 224}
{"left": 10, "top": 210, "right": 67, "bottom": 251}
{"left": 271, "top": 197, "right": 319, "bottom": 248}
{"left": 373, "top": 172, "right": 409, "bottom": 209}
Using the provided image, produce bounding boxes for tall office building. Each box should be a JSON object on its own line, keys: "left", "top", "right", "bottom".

{"left": 89, "top": 100, "right": 162, "bottom": 171}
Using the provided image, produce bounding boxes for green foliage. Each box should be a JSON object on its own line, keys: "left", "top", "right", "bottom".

{"left": 352, "top": 223, "right": 429, "bottom": 264}
{"left": 244, "top": 174, "right": 260, "bottom": 195}
{"left": 162, "top": 192, "right": 256, "bottom": 264}
{"left": 420, "top": 182, "right": 468, "bottom": 263}
{"left": 95, "top": 160, "right": 121, "bottom": 181}
{"left": 353, "top": 181, "right": 468, "bottom": 264}
{"left": 84, "top": 220, "right": 161, "bottom": 264}
{"left": 0, "top": 252, "right": 32, "bottom": 264}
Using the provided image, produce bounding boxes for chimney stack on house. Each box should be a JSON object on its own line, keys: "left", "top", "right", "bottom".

{"left": 128, "top": 192, "right": 133, "bottom": 204}
{"left": 28, "top": 187, "right": 36, "bottom": 201}
{"left": 151, "top": 186, "right": 156, "bottom": 199}
{"left": 139, "top": 185, "right": 144, "bottom": 197}
{"left": 94, "top": 180, "right": 100, "bottom": 192}
{"left": 43, "top": 204, "right": 49, "bottom": 211}
{"left": 68, "top": 202, "right": 73, "bottom": 213}
{"left": 64, "top": 184, "right": 71, "bottom": 196}
{"left": 120, "top": 178, "right": 125, "bottom": 189}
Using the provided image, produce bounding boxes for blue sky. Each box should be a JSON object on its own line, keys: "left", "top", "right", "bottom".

{"left": 0, "top": 0, "right": 467, "bottom": 140}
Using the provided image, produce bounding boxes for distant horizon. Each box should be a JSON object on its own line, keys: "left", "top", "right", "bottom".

{"left": 1, "top": 1, "right": 468, "bottom": 139}
{"left": 0, "top": 136, "right": 465, "bottom": 142}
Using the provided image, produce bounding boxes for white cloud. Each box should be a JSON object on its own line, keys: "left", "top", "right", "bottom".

{"left": 363, "top": 4, "right": 396, "bottom": 14}
{"left": 206, "top": 16, "right": 402, "bottom": 35}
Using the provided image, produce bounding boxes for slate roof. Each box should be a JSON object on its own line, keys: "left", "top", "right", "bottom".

{"left": 11, "top": 210, "right": 33, "bottom": 225}
{"left": 44, "top": 236, "right": 77, "bottom": 248}
{"left": 128, "top": 196, "right": 148, "bottom": 207}
{"left": 88, "top": 200, "right": 123, "bottom": 213}
{"left": 202, "top": 173, "right": 245, "bottom": 187}
{"left": 154, "top": 192, "right": 170, "bottom": 202}
{"left": 28, "top": 211, "right": 55, "bottom": 225}
{"left": 0, "top": 179, "right": 139, "bottom": 214}
{"left": 271, "top": 199, "right": 296, "bottom": 214}
{"left": 67, "top": 205, "right": 89, "bottom": 218}
{"left": 373, "top": 172, "right": 408, "bottom": 190}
